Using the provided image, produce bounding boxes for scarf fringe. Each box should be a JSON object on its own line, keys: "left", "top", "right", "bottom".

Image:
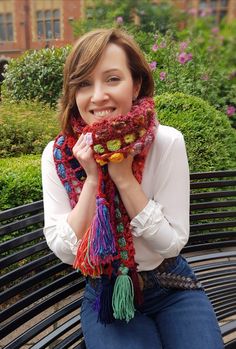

{"left": 112, "top": 266, "right": 135, "bottom": 323}
{"left": 89, "top": 196, "right": 116, "bottom": 265}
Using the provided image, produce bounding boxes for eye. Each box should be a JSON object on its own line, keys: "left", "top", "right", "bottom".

{"left": 107, "top": 76, "right": 120, "bottom": 83}
{"left": 78, "top": 80, "right": 91, "bottom": 88}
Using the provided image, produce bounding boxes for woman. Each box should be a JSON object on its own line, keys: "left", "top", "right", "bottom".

{"left": 42, "top": 28, "right": 224, "bottom": 349}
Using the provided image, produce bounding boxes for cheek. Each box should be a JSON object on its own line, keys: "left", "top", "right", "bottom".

{"left": 75, "top": 94, "right": 85, "bottom": 112}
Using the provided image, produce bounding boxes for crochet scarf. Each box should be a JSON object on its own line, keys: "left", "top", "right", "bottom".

{"left": 53, "top": 97, "right": 157, "bottom": 324}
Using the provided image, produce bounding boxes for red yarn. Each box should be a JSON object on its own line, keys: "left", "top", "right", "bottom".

{"left": 53, "top": 97, "right": 157, "bottom": 315}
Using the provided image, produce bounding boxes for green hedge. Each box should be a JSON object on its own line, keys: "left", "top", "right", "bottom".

{"left": 155, "top": 93, "right": 236, "bottom": 172}
{"left": 0, "top": 100, "right": 59, "bottom": 157}
{"left": 2, "top": 46, "right": 71, "bottom": 107}
{"left": 1, "top": 93, "right": 235, "bottom": 210}
{"left": 0, "top": 155, "right": 42, "bottom": 210}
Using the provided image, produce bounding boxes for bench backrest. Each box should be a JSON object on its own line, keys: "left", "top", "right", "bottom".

{"left": 0, "top": 170, "right": 236, "bottom": 348}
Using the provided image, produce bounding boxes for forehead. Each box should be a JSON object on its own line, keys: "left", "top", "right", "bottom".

{"left": 91, "top": 43, "right": 130, "bottom": 74}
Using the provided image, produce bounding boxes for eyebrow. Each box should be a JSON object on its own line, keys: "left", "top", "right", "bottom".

{"left": 103, "top": 69, "right": 121, "bottom": 74}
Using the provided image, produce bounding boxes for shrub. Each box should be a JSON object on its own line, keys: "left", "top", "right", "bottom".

{"left": 155, "top": 93, "right": 236, "bottom": 172}
{"left": 0, "top": 100, "right": 59, "bottom": 157}
{"left": 2, "top": 46, "right": 71, "bottom": 107}
{"left": 0, "top": 155, "right": 42, "bottom": 210}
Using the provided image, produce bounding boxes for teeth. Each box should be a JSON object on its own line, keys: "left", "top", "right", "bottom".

{"left": 93, "top": 109, "right": 113, "bottom": 117}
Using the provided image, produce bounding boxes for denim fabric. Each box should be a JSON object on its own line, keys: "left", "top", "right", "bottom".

{"left": 80, "top": 255, "right": 224, "bottom": 349}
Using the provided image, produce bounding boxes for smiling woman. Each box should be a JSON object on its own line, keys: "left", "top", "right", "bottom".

{"left": 75, "top": 43, "right": 140, "bottom": 125}
{"left": 41, "top": 28, "right": 224, "bottom": 349}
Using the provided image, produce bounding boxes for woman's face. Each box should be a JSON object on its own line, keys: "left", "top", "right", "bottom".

{"left": 75, "top": 43, "right": 140, "bottom": 125}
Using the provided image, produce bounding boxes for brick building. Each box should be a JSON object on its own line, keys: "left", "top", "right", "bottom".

{"left": 0, "top": 0, "right": 83, "bottom": 60}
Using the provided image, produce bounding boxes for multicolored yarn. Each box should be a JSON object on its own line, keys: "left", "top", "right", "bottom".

{"left": 53, "top": 97, "right": 157, "bottom": 324}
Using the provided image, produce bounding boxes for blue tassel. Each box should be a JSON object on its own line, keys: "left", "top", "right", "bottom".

{"left": 89, "top": 197, "right": 116, "bottom": 264}
{"left": 97, "top": 276, "right": 114, "bottom": 325}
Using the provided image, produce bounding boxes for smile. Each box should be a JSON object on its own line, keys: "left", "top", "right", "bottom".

{"left": 92, "top": 108, "right": 115, "bottom": 117}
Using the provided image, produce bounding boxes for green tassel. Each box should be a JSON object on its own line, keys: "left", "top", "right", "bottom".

{"left": 112, "top": 266, "right": 135, "bottom": 322}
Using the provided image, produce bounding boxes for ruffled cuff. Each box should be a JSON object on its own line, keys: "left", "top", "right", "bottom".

{"left": 57, "top": 214, "right": 81, "bottom": 256}
{"left": 130, "top": 200, "right": 164, "bottom": 237}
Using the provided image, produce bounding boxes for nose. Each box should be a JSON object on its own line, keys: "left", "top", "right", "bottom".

{"left": 90, "top": 83, "right": 108, "bottom": 104}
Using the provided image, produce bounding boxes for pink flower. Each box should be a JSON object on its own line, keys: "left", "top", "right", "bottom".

{"left": 188, "top": 8, "right": 197, "bottom": 15}
{"left": 200, "top": 9, "right": 207, "bottom": 17}
{"left": 226, "top": 105, "right": 236, "bottom": 117}
{"left": 179, "top": 41, "right": 188, "bottom": 51}
{"left": 187, "top": 53, "right": 193, "bottom": 62}
{"left": 152, "top": 43, "right": 158, "bottom": 52}
{"left": 211, "top": 27, "right": 219, "bottom": 35}
{"left": 159, "top": 41, "right": 166, "bottom": 48}
{"left": 149, "top": 61, "right": 157, "bottom": 71}
{"left": 177, "top": 52, "right": 193, "bottom": 64}
{"left": 201, "top": 74, "right": 209, "bottom": 81}
{"left": 178, "top": 52, "right": 188, "bottom": 64}
{"left": 116, "top": 16, "right": 123, "bottom": 24}
{"left": 160, "top": 71, "right": 166, "bottom": 81}
{"left": 229, "top": 71, "right": 236, "bottom": 80}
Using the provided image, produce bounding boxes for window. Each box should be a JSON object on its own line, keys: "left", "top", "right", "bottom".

{"left": 197, "top": 0, "right": 229, "bottom": 23}
{"left": 36, "top": 9, "right": 60, "bottom": 40}
{"left": 0, "top": 12, "right": 13, "bottom": 42}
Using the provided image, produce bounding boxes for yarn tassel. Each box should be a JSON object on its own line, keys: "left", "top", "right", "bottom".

{"left": 112, "top": 266, "right": 135, "bottom": 322}
{"left": 89, "top": 196, "right": 116, "bottom": 265}
{"left": 96, "top": 275, "right": 115, "bottom": 325}
{"left": 73, "top": 227, "right": 102, "bottom": 277}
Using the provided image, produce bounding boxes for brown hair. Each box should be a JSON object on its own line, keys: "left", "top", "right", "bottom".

{"left": 59, "top": 28, "right": 154, "bottom": 134}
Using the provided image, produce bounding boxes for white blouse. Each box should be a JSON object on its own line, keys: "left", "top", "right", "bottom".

{"left": 41, "top": 124, "right": 190, "bottom": 271}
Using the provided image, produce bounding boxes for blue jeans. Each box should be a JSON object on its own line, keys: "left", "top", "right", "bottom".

{"left": 81, "top": 255, "right": 224, "bottom": 349}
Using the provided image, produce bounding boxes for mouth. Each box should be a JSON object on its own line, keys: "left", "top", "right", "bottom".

{"left": 90, "top": 108, "right": 116, "bottom": 118}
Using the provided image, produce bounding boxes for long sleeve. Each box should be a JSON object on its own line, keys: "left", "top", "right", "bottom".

{"left": 41, "top": 141, "right": 79, "bottom": 265}
{"left": 42, "top": 125, "right": 190, "bottom": 271}
{"left": 130, "top": 125, "right": 190, "bottom": 267}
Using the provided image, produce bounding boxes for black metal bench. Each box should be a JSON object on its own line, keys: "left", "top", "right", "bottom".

{"left": 1, "top": 170, "right": 236, "bottom": 349}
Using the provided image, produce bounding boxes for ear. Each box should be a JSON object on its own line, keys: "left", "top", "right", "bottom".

{"left": 133, "top": 79, "right": 142, "bottom": 99}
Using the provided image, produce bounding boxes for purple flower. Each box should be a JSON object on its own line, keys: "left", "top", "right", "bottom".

{"left": 226, "top": 105, "right": 236, "bottom": 117}
{"left": 179, "top": 41, "right": 188, "bottom": 51}
{"left": 116, "top": 16, "right": 123, "bottom": 24}
{"left": 152, "top": 43, "right": 158, "bottom": 52}
{"left": 160, "top": 71, "right": 166, "bottom": 81}
{"left": 149, "top": 61, "right": 157, "bottom": 71}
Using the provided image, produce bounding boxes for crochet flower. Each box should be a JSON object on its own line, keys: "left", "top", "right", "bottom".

{"left": 109, "top": 153, "right": 124, "bottom": 163}
{"left": 94, "top": 144, "right": 105, "bottom": 154}
{"left": 124, "top": 133, "right": 136, "bottom": 144}
{"left": 107, "top": 139, "right": 121, "bottom": 151}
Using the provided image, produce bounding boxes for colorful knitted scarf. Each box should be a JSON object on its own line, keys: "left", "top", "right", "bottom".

{"left": 53, "top": 97, "right": 157, "bottom": 324}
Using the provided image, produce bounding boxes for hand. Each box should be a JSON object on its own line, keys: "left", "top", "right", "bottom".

{"left": 108, "top": 155, "right": 135, "bottom": 188}
{"left": 72, "top": 134, "right": 98, "bottom": 182}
